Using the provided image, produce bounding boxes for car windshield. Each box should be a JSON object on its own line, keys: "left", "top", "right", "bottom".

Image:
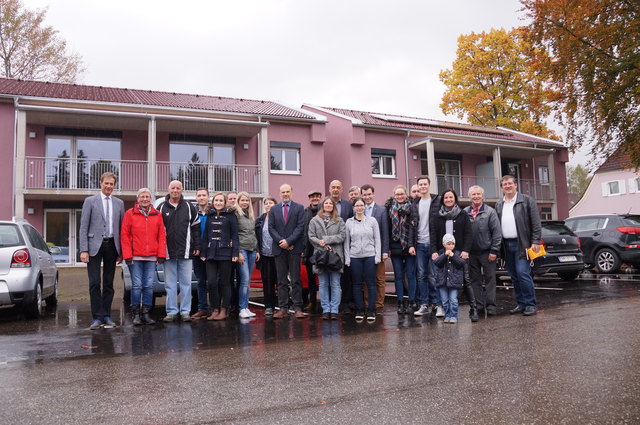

{"left": 622, "top": 215, "right": 640, "bottom": 226}
{"left": 541, "top": 222, "right": 574, "bottom": 236}
{"left": 0, "top": 224, "right": 25, "bottom": 247}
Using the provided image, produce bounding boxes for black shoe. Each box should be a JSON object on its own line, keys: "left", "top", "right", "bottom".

{"left": 322, "top": 312, "right": 330, "bottom": 320}
{"left": 509, "top": 305, "right": 525, "bottom": 314}
{"left": 131, "top": 306, "right": 142, "bottom": 326}
{"left": 141, "top": 305, "right": 155, "bottom": 325}
{"left": 355, "top": 311, "right": 365, "bottom": 320}
{"left": 469, "top": 308, "right": 479, "bottom": 322}
{"left": 486, "top": 309, "right": 497, "bottom": 316}
{"left": 397, "top": 300, "right": 404, "bottom": 314}
{"left": 330, "top": 313, "right": 338, "bottom": 320}
{"left": 523, "top": 306, "right": 537, "bottom": 316}
{"left": 366, "top": 311, "right": 376, "bottom": 322}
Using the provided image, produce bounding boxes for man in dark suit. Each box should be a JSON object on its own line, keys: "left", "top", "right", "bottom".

{"left": 79, "top": 172, "right": 124, "bottom": 330}
{"left": 361, "top": 184, "right": 390, "bottom": 314}
{"left": 269, "top": 183, "right": 307, "bottom": 319}
{"left": 329, "top": 180, "right": 355, "bottom": 312}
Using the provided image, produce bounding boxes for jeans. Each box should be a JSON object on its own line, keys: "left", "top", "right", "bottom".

{"left": 193, "top": 257, "right": 209, "bottom": 312}
{"left": 439, "top": 287, "right": 459, "bottom": 319}
{"left": 237, "top": 250, "right": 257, "bottom": 309}
{"left": 318, "top": 271, "right": 342, "bottom": 313}
{"left": 87, "top": 239, "right": 117, "bottom": 320}
{"left": 503, "top": 239, "right": 537, "bottom": 308}
{"left": 391, "top": 254, "right": 417, "bottom": 302}
{"left": 350, "top": 257, "right": 377, "bottom": 312}
{"left": 416, "top": 243, "right": 441, "bottom": 306}
{"left": 468, "top": 252, "right": 497, "bottom": 312}
{"left": 164, "top": 259, "right": 193, "bottom": 315}
{"left": 130, "top": 260, "right": 155, "bottom": 306}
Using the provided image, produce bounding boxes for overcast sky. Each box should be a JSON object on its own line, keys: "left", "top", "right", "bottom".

{"left": 24, "top": 0, "right": 591, "bottom": 166}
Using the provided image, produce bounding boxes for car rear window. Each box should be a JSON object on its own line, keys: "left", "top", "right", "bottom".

{"left": 541, "top": 222, "right": 575, "bottom": 236}
{"left": 622, "top": 215, "right": 640, "bottom": 226}
{"left": 0, "top": 224, "right": 25, "bottom": 247}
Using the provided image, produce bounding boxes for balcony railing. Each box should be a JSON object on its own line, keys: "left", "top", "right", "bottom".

{"left": 155, "top": 162, "right": 262, "bottom": 194}
{"left": 25, "top": 157, "right": 147, "bottom": 191}
{"left": 435, "top": 174, "right": 556, "bottom": 201}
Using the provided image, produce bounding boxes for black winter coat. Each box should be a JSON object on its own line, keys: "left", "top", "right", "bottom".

{"left": 433, "top": 250, "right": 466, "bottom": 289}
{"left": 200, "top": 208, "right": 239, "bottom": 261}
{"left": 431, "top": 207, "right": 473, "bottom": 255}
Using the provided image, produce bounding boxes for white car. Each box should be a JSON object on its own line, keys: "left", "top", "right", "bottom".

{"left": 0, "top": 219, "right": 58, "bottom": 318}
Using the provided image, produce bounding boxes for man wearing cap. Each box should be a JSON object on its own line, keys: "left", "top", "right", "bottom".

{"left": 495, "top": 175, "right": 541, "bottom": 316}
{"left": 302, "top": 189, "right": 322, "bottom": 312}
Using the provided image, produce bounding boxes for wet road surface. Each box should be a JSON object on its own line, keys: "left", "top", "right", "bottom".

{"left": 0, "top": 271, "right": 639, "bottom": 424}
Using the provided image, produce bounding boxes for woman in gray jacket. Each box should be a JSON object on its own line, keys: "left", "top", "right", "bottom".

{"left": 235, "top": 191, "right": 258, "bottom": 319}
{"left": 344, "top": 197, "right": 381, "bottom": 322}
{"left": 308, "top": 197, "right": 346, "bottom": 320}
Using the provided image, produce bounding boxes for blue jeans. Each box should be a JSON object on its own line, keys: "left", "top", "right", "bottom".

{"left": 193, "top": 258, "right": 209, "bottom": 312}
{"left": 439, "top": 287, "right": 459, "bottom": 319}
{"left": 318, "top": 271, "right": 342, "bottom": 313}
{"left": 164, "top": 259, "right": 193, "bottom": 315}
{"left": 350, "top": 257, "right": 377, "bottom": 312}
{"left": 503, "top": 239, "right": 537, "bottom": 308}
{"left": 416, "top": 243, "right": 441, "bottom": 306}
{"left": 237, "top": 250, "right": 257, "bottom": 309}
{"left": 130, "top": 260, "right": 155, "bottom": 306}
{"left": 391, "top": 254, "right": 417, "bottom": 301}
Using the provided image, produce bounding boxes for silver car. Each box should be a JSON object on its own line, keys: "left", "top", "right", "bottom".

{"left": 0, "top": 219, "right": 58, "bottom": 318}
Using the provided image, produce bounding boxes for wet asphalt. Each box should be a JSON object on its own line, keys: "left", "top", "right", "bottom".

{"left": 0, "top": 270, "right": 639, "bottom": 424}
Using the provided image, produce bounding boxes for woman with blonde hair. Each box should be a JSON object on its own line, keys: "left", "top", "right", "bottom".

{"left": 235, "top": 191, "right": 259, "bottom": 318}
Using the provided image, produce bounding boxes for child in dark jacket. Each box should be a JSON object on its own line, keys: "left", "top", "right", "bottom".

{"left": 433, "top": 233, "right": 466, "bottom": 323}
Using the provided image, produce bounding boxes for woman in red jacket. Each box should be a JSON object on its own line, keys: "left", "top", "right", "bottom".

{"left": 121, "top": 188, "right": 167, "bottom": 325}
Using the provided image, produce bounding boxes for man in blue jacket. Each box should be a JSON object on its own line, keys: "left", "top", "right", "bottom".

{"left": 269, "top": 184, "right": 307, "bottom": 319}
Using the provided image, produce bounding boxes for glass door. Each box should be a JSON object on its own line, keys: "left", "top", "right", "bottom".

{"left": 44, "top": 209, "right": 82, "bottom": 265}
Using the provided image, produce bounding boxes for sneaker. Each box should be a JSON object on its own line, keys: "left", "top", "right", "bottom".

{"left": 435, "top": 306, "right": 445, "bottom": 318}
{"left": 89, "top": 319, "right": 102, "bottom": 330}
{"left": 322, "top": 312, "right": 330, "bottom": 320}
{"left": 247, "top": 308, "right": 256, "bottom": 317}
{"left": 443, "top": 317, "right": 451, "bottom": 324}
{"left": 355, "top": 311, "right": 365, "bottom": 320}
{"left": 181, "top": 314, "right": 192, "bottom": 322}
{"left": 366, "top": 312, "right": 376, "bottom": 322}
{"left": 330, "top": 313, "right": 338, "bottom": 320}
{"left": 103, "top": 317, "right": 116, "bottom": 328}
{"left": 265, "top": 308, "right": 274, "bottom": 316}
{"left": 449, "top": 317, "right": 458, "bottom": 324}
{"left": 239, "top": 308, "right": 252, "bottom": 319}
{"left": 414, "top": 304, "right": 430, "bottom": 316}
{"left": 163, "top": 314, "right": 177, "bottom": 322}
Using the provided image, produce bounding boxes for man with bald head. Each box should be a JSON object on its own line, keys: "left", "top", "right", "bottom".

{"left": 269, "top": 184, "right": 307, "bottom": 319}
{"left": 157, "top": 180, "right": 201, "bottom": 322}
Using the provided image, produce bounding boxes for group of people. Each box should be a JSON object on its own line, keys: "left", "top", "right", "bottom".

{"left": 79, "top": 171, "right": 541, "bottom": 330}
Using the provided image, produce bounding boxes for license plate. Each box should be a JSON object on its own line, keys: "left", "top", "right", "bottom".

{"left": 559, "top": 256, "right": 577, "bottom": 262}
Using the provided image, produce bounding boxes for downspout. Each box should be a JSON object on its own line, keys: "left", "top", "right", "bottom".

{"left": 405, "top": 131, "right": 411, "bottom": 189}
{"left": 12, "top": 96, "right": 19, "bottom": 219}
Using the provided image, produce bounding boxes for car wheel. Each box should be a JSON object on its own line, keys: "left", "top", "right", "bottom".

{"left": 45, "top": 274, "right": 58, "bottom": 307}
{"left": 557, "top": 271, "right": 581, "bottom": 281}
{"left": 595, "top": 248, "right": 621, "bottom": 274}
{"left": 24, "top": 282, "right": 43, "bottom": 319}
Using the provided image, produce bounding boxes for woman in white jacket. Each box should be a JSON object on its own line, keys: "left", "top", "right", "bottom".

{"left": 344, "top": 197, "right": 381, "bottom": 322}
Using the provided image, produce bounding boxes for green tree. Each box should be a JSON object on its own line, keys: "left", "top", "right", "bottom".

{"left": 522, "top": 0, "right": 640, "bottom": 168}
{"left": 439, "top": 27, "right": 559, "bottom": 139}
{"left": 0, "top": 0, "right": 84, "bottom": 82}
{"left": 566, "top": 164, "right": 592, "bottom": 197}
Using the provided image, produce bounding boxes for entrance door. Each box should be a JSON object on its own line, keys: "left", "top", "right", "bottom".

{"left": 44, "top": 209, "right": 82, "bottom": 265}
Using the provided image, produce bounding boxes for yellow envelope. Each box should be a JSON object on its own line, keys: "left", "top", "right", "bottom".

{"left": 526, "top": 245, "right": 546, "bottom": 260}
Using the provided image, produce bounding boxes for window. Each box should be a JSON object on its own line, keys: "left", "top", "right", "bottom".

{"left": 540, "top": 207, "right": 553, "bottom": 220}
{"left": 628, "top": 176, "right": 640, "bottom": 193}
{"left": 270, "top": 142, "right": 301, "bottom": 174}
{"left": 538, "top": 166, "right": 550, "bottom": 185}
{"left": 436, "top": 158, "right": 461, "bottom": 195}
{"left": 371, "top": 148, "right": 396, "bottom": 178}
{"left": 572, "top": 217, "right": 606, "bottom": 232}
{"left": 602, "top": 180, "right": 626, "bottom": 196}
{"left": 168, "top": 141, "right": 235, "bottom": 191}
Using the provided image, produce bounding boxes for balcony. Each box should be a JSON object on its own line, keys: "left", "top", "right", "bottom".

{"left": 155, "top": 162, "right": 263, "bottom": 195}
{"left": 25, "top": 157, "right": 147, "bottom": 192}
{"left": 436, "top": 174, "right": 555, "bottom": 202}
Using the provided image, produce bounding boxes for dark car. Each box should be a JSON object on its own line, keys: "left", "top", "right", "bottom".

{"left": 564, "top": 214, "right": 640, "bottom": 273}
{"left": 498, "top": 220, "right": 585, "bottom": 281}
{"left": 121, "top": 262, "right": 198, "bottom": 309}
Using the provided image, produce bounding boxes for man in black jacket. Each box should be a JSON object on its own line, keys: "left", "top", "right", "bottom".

{"left": 495, "top": 175, "right": 541, "bottom": 316}
{"left": 302, "top": 189, "right": 322, "bottom": 312}
{"left": 157, "top": 180, "right": 201, "bottom": 322}
{"left": 465, "top": 185, "right": 502, "bottom": 316}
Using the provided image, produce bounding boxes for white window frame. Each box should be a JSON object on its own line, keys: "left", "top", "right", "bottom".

{"left": 270, "top": 147, "right": 300, "bottom": 175}
{"left": 371, "top": 153, "right": 396, "bottom": 178}
{"left": 628, "top": 176, "right": 640, "bottom": 193}
{"left": 602, "top": 179, "right": 626, "bottom": 196}
{"left": 538, "top": 165, "right": 550, "bottom": 185}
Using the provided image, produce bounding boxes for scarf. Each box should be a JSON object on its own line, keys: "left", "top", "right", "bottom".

{"left": 438, "top": 204, "right": 461, "bottom": 220}
{"left": 137, "top": 204, "right": 151, "bottom": 217}
{"left": 389, "top": 200, "right": 411, "bottom": 248}
{"left": 321, "top": 212, "right": 332, "bottom": 226}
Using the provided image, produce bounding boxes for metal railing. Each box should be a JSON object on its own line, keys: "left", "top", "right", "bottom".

{"left": 435, "top": 174, "right": 556, "bottom": 201}
{"left": 155, "top": 162, "right": 262, "bottom": 194}
{"left": 25, "top": 157, "right": 147, "bottom": 191}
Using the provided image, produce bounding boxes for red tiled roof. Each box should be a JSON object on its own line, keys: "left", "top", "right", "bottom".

{"left": 0, "top": 78, "right": 316, "bottom": 120}
{"left": 597, "top": 147, "right": 631, "bottom": 172}
{"left": 321, "top": 106, "right": 563, "bottom": 146}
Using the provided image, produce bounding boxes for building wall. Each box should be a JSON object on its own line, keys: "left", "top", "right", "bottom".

{"left": 570, "top": 169, "right": 640, "bottom": 216}
{"left": 0, "top": 103, "right": 15, "bottom": 219}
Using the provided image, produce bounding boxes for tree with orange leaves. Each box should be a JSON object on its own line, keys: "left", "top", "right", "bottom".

{"left": 522, "top": 0, "right": 640, "bottom": 168}
{"left": 439, "top": 27, "right": 559, "bottom": 140}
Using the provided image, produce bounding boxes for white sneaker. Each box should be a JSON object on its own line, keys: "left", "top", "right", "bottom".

{"left": 247, "top": 308, "right": 256, "bottom": 317}
{"left": 435, "top": 306, "right": 445, "bottom": 318}
{"left": 414, "top": 304, "right": 430, "bottom": 316}
{"left": 239, "top": 308, "right": 252, "bottom": 318}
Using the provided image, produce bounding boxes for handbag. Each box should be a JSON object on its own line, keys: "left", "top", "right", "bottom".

{"left": 310, "top": 246, "right": 343, "bottom": 271}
